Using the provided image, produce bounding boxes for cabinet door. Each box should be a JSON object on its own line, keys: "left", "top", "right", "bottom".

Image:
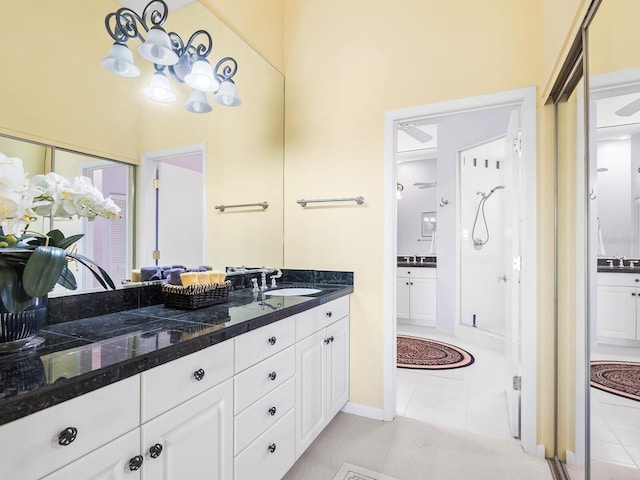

{"left": 295, "top": 329, "right": 327, "bottom": 458}
{"left": 326, "top": 316, "right": 350, "bottom": 420}
{"left": 41, "top": 429, "right": 141, "bottom": 480}
{"left": 410, "top": 277, "right": 437, "bottom": 326}
{"left": 597, "top": 285, "right": 637, "bottom": 339}
{"left": 396, "top": 277, "right": 410, "bottom": 319}
{"left": 140, "top": 379, "right": 233, "bottom": 480}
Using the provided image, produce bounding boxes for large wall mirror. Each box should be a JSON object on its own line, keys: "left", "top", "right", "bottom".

{"left": 0, "top": 1, "right": 284, "bottom": 295}
{"left": 586, "top": 0, "right": 640, "bottom": 478}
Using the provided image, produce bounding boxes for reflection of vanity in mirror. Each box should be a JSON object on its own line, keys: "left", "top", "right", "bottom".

{"left": 0, "top": 1, "right": 284, "bottom": 296}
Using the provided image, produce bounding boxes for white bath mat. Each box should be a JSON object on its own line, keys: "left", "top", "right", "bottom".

{"left": 331, "top": 463, "right": 399, "bottom": 480}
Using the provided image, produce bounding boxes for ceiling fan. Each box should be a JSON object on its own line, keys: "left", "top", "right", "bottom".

{"left": 413, "top": 181, "right": 437, "bottom": 189}
{"left": 399, "top": 123, "right": 433, "bottom": 143}
{"left": 614, "top": 97, "right": 640, "bottom": 117}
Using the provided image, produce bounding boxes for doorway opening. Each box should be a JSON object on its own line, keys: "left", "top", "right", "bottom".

{"left": 138, "top": 144, "right": 206, "bottom": 269}
{"left": 384, "top": 87, "right": 538, "bottom": 455}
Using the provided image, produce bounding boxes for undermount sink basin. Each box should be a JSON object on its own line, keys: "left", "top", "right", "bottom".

{"left": 264, "top": 288, "right": 321, "bottom": 296}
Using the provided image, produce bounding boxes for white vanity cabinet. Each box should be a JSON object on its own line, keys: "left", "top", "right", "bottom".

{"left": 140, "top": 379, "right": 233, "bottom": 480}
{"left": 41, "top": 429, "right": 143, "bottom": 480}
{"left": 597, "top": 273, "right": 640, "bottom": 342}
{"left": 233, "top": 316, "right": 297, "bottom": 480}
{"left": 295, "top": 297, "right": 350, "bottom": 458}
{"left": 0, "top": 293, "right": 352, "bottom": 480}
{"left": 139, "top": 339, "right": 235, "bottom": 480}
{"left": 396, "top": 267, "right": 436, "bottom": 326}
{"left": 0, "top": 375, "right": 140, "bottom": 480}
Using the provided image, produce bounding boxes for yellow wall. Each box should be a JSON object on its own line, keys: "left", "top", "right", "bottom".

{"left": 282, "top": 0, "right": 543, "bottom": 412}
{"left": 199, "top": 0, "right": 284, "bottom": 73}
{"left": 0, "top": 1, "right": 143, "bottom": 162}
{"left": 541, "top": 0, "right": 592, "bottom": 99}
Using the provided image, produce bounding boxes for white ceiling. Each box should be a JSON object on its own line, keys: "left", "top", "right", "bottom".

{"left": 117, "top": 0, "right": 196, "bottom": 14}
{"left": 596, "top": 93, "right": 640, "bottom": 140}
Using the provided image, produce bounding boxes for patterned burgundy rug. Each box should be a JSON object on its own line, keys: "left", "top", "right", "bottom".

{"left": 590, "top": 361, "right": 640, "bottom": 402}
{"left": 397, "top": 335, "right": 474, "bottom": 370}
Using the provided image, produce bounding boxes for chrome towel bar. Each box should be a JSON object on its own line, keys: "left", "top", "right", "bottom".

{"left": 297, "top": 196, "right": 364, "bottom": 207}
{"left": 214, "top": 202, "right": 268, "bottom": 212}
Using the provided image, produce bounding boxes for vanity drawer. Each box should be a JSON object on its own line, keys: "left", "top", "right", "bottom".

{"left": 296, "top": 296, "right": 349, "bottom": 341}
{"left": 234, "top": 346, "right": 295, "bottom": 413}
{"left": 0, "top": 375, "right": 139, "bottom": 480}
{"left": 397, "top": 267, "right": 436, "bottom": 279}
{"left": 597, "top": 272, "right": 640, "bottom": 287}
{"left": 234, "top": 409, "right": 296, "bottom": 480}
{"left": 234, "top": 376, "right": 295, "bottom": 455}
{"left": 235, "top": 316, "right": 295, "bottom": 373}
{"left": 141, "top": 339, "right": 234, "bottom": 423}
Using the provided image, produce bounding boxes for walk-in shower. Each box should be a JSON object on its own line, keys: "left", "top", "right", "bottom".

{"left": 459, "top": 137, "right": 513, "bottom": 338}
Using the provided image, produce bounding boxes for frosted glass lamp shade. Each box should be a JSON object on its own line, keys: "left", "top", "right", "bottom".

{"left": 138, "top": 27, "right": 179, "bottom": 66}
{"left": 184, "top": 89, "right": 213, "bottom": 113}
{"left": 101, "top": 43, "right": 140, "bottom": 77}
{"left": 213, "top": 80, "right": 242, "bottom": 106}
{"left": 143, "top": 72, "right": 176, "bottom": 103}
{"left": 184, "top": 60, "right": 219, "bottom": 92}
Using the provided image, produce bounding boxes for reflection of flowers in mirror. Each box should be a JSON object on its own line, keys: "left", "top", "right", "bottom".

{"left": 0, "top": 152, "right": 121, "bottom": 313}
{"left": 0, "top": 153, "right": 121, "bottom": 235}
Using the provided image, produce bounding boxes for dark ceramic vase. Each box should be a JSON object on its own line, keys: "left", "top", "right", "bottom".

{"left": 0, "top": 295, "right": 47, "bottom": 353}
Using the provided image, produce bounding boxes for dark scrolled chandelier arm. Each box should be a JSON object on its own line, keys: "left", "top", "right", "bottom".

{"left": 105, "top": 0, "right": 170, "bottom": 45}
{"left": 105, "top": 11, "right": 145, "bottom": 44}
{"left": 184, "top": 30, "right": 213, "bottom": 59}
{"left": 214, "top": 57, "right": 238, "bottom": 82}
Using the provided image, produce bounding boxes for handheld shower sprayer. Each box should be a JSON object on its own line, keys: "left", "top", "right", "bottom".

{"left": 471, "top": 185, "right": 505, "bottom": 248}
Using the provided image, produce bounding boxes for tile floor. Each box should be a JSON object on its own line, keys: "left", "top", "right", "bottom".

{"left": 396, "top": 323, "right": 514, "bottom": 441}
{"left": 590, "top": 343, "right": 640, "bottom": 470}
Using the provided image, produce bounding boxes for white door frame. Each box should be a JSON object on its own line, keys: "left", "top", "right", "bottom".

{"left": 138, "top": 144, "right": 207, "bottom": 268}
{"left": 383, "top": 86, "right": 538, "bottom": 455}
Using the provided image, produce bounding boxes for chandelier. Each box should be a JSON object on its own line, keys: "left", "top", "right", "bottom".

{"left": 101, "top": 0, "right": 241, "bottom": 114}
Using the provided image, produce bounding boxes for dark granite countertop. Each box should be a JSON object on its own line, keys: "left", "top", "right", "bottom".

{"left": 597, "top": 258, "right": 640, "bottom": 273}
{"left": 397, "top": 262, "right": 437, "bottom": 268}
{"left": 0, "top": 276, "right": 353, "bottom": 426}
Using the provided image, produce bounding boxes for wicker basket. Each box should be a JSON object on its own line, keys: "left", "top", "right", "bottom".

{"left": 162, "top": 281, "right": 231, "bottom": 309}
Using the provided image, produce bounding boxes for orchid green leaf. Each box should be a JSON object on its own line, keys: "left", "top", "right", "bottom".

{"left": 22, "top": 246, "right": 67, "bottom": 298}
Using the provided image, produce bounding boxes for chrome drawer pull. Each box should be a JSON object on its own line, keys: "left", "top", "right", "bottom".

{"left": 268, "top": 336, "right": 277, "bottom": 345}
{"left": 194, "top": 368, "right": 205, "bottom": 381}
{"left": 267, "top": 443, "right": 277, "bottom": 453}
{"left": 268, "top": 406, "right": 277, "bottom": 416}
{"left": 129, "top": 455, "right": 144, "bottom": 471}
{"left": 58, "top": 427, "right": 78, "bottom": 446}
{"left": 268, "top": 371, "right": 277, "bottom": 381}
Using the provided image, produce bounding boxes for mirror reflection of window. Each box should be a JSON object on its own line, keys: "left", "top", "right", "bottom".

{"left": 51, "top": 149, "right": 134, "bottom": 291}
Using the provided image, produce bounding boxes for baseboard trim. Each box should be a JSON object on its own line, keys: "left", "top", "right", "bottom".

{"left": 341, "top": 402, "right": 385, "bottom": 421}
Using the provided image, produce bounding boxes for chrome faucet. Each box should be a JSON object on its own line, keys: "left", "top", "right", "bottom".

{"left": 260, "top": 271, "right": 267, "bottom": 291}
{"left": 630, "top": 261, "right": 637, "bottom": 269}
{"left": 270, "top": 269, "right": 282, "bottom": 288}
{"left": 251, "top": 278, "right": 259, "bottom": 294}
{"left": 619, "top": 256, "right": 627, "bottom": 268}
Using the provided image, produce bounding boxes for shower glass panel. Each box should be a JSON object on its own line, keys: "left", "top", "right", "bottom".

{"left": 459, "top": 137, "right": 512, "bottom": 336}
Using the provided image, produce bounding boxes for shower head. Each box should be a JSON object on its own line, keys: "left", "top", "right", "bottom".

{"left": 484, "top": 185, "right": 505, "bottom": 200}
